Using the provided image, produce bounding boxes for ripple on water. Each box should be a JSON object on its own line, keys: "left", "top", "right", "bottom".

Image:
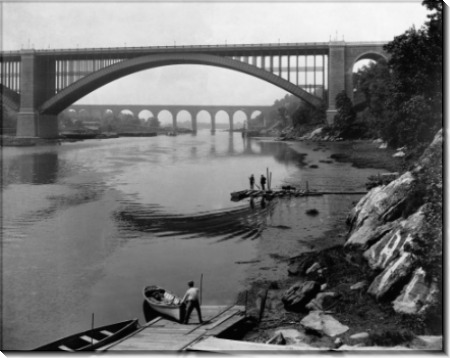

{"left": 113, "top": 198, "right": 275, "bottom": 242}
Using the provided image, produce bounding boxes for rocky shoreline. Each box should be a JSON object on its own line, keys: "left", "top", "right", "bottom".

{"left": 237, "top": 130, "right": 443, "bottom": 351}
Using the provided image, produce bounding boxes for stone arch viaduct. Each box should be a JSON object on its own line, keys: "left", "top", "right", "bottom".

{"left": 0, "top": 41, "right": 388, "bottom": 138}
{"left": 65, "top": 104, "right": 270, "bottom": 132}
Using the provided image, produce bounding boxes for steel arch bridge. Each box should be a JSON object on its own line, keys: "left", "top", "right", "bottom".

{"left": 0, "top": 41, "right": 388, "bottom": 138}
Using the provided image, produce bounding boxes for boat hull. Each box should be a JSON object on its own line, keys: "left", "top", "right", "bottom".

{"left": 143, "top": 285, "right": 185, "bottom": 322}
{"left": 33, "top": 319, "right": 139, "bottom": 351}
{"left": 149, "top": 303, "right": 182, "bottom": 321}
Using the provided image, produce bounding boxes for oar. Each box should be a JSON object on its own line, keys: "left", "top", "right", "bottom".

{"left": 91, "top": 313, "right": 95, "bottom": 347}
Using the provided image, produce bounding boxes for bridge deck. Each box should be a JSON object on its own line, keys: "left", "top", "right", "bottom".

{"left": 104, "top": 305, "right": 245, "bottom": 351}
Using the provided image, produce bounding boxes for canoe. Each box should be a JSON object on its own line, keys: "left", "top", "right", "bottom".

{"left": 33, "top": 319, "right": 139, "bottom": 351}
{"left": 143, "top": 285, "right": 185, "bottom": 322}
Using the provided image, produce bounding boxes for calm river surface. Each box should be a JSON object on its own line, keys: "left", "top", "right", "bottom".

{"left": 1, "top": 131, "right": 385, "bottom": 350}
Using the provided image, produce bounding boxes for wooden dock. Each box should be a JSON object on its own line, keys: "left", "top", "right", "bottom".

{"left": 104, "top": 305, "right": 246, "bottom": 352}
{"left": 186, "top": 336, "right": 323, "bottom": 351}
{"left": 231, "top": 189, "right": 367, "bottom": 201}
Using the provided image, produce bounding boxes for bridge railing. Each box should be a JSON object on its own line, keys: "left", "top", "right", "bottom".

{"left": 0, "top": 41, "right": 388, "bottom": 56}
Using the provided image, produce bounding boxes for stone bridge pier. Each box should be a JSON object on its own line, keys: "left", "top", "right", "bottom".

{"left": 16, "top": 51, "right": 59, "bottom": 138}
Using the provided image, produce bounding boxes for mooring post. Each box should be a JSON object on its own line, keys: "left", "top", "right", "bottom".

{"left": 244, "top": 291, "right": 248, "bottom": 316}
{"left": 200, "top": 273, "right": 203, "bottom": 305}
{"left": 258, "top": 288, "right": 269, "bottom": 323}
{"left": 91, "top": 313, "right": 95, "bottom": 346}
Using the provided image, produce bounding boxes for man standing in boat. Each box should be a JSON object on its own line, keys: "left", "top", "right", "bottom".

{"left": 181, "top": 281, "right": 203, "bottom": 324}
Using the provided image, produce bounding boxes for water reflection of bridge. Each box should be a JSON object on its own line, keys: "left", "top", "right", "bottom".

{"left": 65, "top": 104, "right": 271, "bottom": 132}
{"left": 180, "top": 134, "right": 307, "bottom": 166}
{"left": 2, "top": 135, "right": 304, "bottom": 187}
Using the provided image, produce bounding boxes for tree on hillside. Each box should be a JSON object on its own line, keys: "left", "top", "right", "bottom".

{"left": 292, "top": 101, "right": 326, "bottom": 127}
{"left": 277, "top": 106, "right": 289, "bottom": 127}
{"left": 383, "top": 1, "right": 442, "bottom": 150}
{"left": 354, "top": 61, "right": 390, "bottom": 118}
{"left": 353, "top": 61, "right": 391, "bottom": 138}
{"left": 148, "top": 116, "right": 160, "bottom": 128}
{"left": 333, "top": 91, "right": 357, "bottom": 138}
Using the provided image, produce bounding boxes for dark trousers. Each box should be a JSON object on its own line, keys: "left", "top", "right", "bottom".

{"left": 184, "top": 300, "right": 202, "bottom": 324}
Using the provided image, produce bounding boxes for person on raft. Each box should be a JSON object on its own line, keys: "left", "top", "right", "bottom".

{"left": 260, "top": 175, "right": 267, "bottom": 191}
{"left": 249, "top": 174, "right": 255, "bottom": 189}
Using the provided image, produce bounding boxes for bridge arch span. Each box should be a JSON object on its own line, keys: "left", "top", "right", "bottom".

{"left": 40, "top": 53, "right": 323, "bottom": 115}
{"left": 353, "top": 51, "right": 388, "bottom": 66}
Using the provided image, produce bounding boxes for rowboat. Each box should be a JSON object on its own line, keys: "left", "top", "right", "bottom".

{"left": 143, "top": 285, "right": 185, "bottom": 322}
{"left": 33, "top": 319, "right": 139, "bottom": 351}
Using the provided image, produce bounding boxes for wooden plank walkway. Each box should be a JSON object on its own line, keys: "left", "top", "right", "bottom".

{"left": 105, "top": 305, "right": 245, "bottom": 352}
{"left": 186, "top": 336, "right": 323, "bottom": 351}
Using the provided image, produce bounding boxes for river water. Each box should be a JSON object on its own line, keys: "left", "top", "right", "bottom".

{"left": 1, "top": 131, "right": 385, "bottom": 350}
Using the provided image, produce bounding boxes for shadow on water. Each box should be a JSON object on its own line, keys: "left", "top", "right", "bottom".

{"left": 2, "top": 152, "right": 60, "bottom": 186}
{"left": 114, "top": 198, "right": 276, "bottom": 242}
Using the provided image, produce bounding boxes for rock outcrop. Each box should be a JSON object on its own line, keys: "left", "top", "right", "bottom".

{"left": 392, "top": 267, "right": 439, "bottom": 315}
{"left": 344, "top": 129, "right": 442, "bottom": 314}
{"left": 345, "top": 171, "right": 415, "bottom": 248}
{"left": 281, "top": 281, "right": 321, "bottom": 311}
{"left": 363, "top": 208, "right": 425, "bottom": 270}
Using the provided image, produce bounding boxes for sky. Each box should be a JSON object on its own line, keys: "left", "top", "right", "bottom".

{"left": 1, "top": 1, "right": 431, "bottom": 121}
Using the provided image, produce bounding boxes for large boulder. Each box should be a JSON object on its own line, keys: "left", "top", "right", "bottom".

{"left": 300, "top": 311, "right": 349, "bottom": 337}
{"left": 363, "top": 207, "right": 425, "bottom": 270}
{"left": 392, "top": 267, "right": 440, "bottom": 315}
{"left": 282, "top": 281, "right": 321, "bottom": 311}
{"left": 367, "top": 252, "right": 416, "bottom": 300}
{"left": 346, "top": 171, "right": 415, "bottom": 248}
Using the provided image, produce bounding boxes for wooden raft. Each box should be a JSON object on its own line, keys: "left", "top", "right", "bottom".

{"left": 231, "top": 189, "right": 367, "bottom": 201}
{"left": 105, "top": 305, "right": 245, "bottom": 351}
